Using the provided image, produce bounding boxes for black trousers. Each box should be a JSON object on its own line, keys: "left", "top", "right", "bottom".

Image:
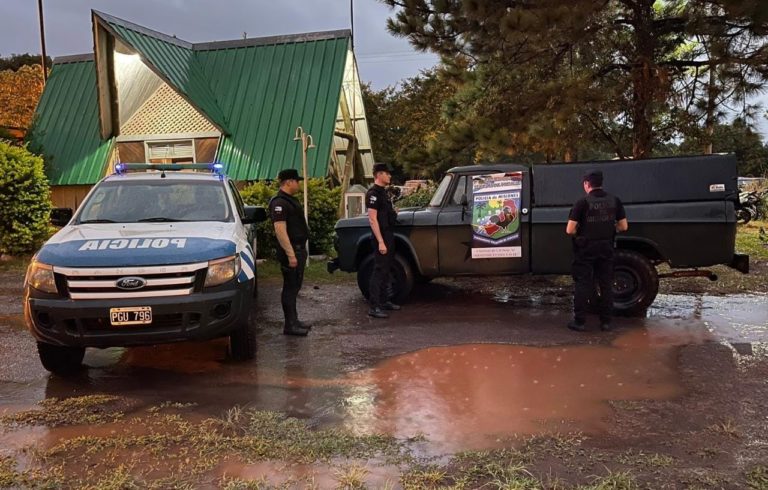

{"left": 572, "top": 240, "right": 615, "bottom": 324}
{"left": 277, "top": 245, "right": 306, "bottom": 327}
{"left": 369, "top": 235, "right": 395, "bottom": 308}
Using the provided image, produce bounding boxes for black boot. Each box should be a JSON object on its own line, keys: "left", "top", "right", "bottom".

{"left": 382, "top": 301, "right": 401, "bottom": 311}
{"left": 368, "top": 307, "right": 389, "bottom": 319}
{"left": 567, "top": 320, "right": 586, "bottom": 332}
{"left": 284, "top": 323, "right": 309, "bottom": 336}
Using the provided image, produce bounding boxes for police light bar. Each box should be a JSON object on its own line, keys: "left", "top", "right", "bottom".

{"left": 114, "top": 163, "right": 225, "bottom": 175}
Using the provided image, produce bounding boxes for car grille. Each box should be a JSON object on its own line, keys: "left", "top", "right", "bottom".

{"left": 53, "top": 262, "right": 207, "bottom": 300}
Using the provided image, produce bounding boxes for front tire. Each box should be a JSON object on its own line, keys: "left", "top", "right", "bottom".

{"left": 230, "top": 286, "right": 256, "bottom": 361}
{"left": 612, "top": 250, "right": 659, "bottom": 316}
{"left": 37, "top": 342, "right": 85, "bottom": 374}
{"left": 356, "top": 253, "right": 415, "bottom": 304}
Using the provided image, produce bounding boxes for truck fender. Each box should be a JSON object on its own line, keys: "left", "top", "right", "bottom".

{"left": 353, "top": 232, "right": 424, "bottom": 276}
{"left": 615, "top": 236, "right": 664, "bottom": 262}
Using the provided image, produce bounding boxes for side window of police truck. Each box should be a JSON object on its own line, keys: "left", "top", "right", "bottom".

{"left": 429, "top": 174, "right": 453, "bottom": 208}
{"left": 227, "top": 180, "right": 246, "bottom": 220}
{"left": 449, "top": 176, "right": 468, "bottom": 207}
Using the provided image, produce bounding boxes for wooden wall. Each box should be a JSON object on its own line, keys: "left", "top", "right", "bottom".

{"left": 51, "top": 185, "right": 92, "bottom": 210}
{"left": 117, "top": 141, "right": 145, "bottom": 163}
{"left": 195, "top": 137, "right": 218, "bottom": 163}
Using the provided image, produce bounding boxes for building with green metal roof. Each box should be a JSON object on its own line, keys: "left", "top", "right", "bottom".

{"left": 28, "top": 10, "right": 374, "bottom": 208}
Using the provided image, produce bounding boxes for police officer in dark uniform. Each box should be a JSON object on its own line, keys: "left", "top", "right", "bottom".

{"left": 269, "top": 169, "right": 310, "bottom": 336}
{"left": 566, "top": 170, "right": 628, "bottom": 332}
{"left": 366, "top": 163, "right": 401, "bottom": 319}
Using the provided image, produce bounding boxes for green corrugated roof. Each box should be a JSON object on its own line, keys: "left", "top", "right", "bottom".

{"left": 26, "top": 59, "right": 114, "bottom": 185}
{"left": 198, "top": 36, "right": 349, "bottom": 180}
{"left": 29, "top": 12, "right": 352, "bottom": 184}
{"left": 97, "top": 12, "right": 229, "bottom": 132}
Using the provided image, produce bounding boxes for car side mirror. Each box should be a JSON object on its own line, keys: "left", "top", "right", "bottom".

{"left": 242, "top": 206, "right": 267, "bottom": 224}
{"left": 51, "top": 208, "right": 73, "bottom": 227}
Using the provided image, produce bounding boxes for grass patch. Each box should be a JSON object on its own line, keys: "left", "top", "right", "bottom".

{"left": 333, "top": 463, "right": 369, "bottom": 489}
{"left": 736, "top": 220, "right": 768, "bottom": 261}
{"left": 747, "top": 466, "right": 768, "bottom": 489}
{"left": 617, "top": 450, "right": 675, "bottom": 468}
{"left": 579, "top": 470, "right": 637, "bottom": 489}
{"left": 0, "top": 395, "right": 125, "bottom": 427}
{"left": 27, "top": 405, "right": 404, "bottom": 488}
{"left": 257, "top": 258, "right": 353, "bottom": 284}
{"left": 0, "top": 255, "right": 29, "bottom": 273}
{"left": 219, "top": 476, "right": 269, "bottom": 490}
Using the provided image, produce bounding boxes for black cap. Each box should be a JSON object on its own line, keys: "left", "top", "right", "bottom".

{"left": 583, "top": 169, "right": 603, "bottom": 187}
{"left": 372, "top": 163, "right": 392, "bottom": 175}
{"left": 277, "top": 168, "right": 304, "bottom": 182}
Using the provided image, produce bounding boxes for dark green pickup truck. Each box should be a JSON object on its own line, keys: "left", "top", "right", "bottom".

{"left": 328, "top": 155, "right": 749, "bottom": 315}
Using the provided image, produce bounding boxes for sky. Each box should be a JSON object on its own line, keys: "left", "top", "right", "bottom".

{"left": 0, "top": 0, "right": 438, "bottom": 89}
{"left": 1, "top": 0, "right": 766, "bottom": 138}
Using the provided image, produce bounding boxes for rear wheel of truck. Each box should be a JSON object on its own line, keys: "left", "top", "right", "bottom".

{"left": 37, "top": 342, "right": 85, "bottom": 374}
{"left": 356, "top": 253, "right": 415, "bottom": 304}
{"left": 612, "top": 250, "right": 659, "bottom": 316}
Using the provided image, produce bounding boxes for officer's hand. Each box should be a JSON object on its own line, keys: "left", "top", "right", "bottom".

{"left": 378, "top": 242, "right": 388, "bottom": 255}
{"left": 288, "top": 255, "right": 298, "bottom": 268}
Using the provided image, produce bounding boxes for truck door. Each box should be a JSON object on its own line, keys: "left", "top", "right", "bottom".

{"left": 437, "top": 169, "right": 531, "bottom": 275}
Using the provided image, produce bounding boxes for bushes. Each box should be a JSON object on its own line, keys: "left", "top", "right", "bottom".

{"left": 396, "top": 183, "right": 437, "bottom": 209}
{"left": 0, "top": 142, "right": 52, "bottom": 256}
{"left": 240, "top": 178, "right": 342, "bottom": 258}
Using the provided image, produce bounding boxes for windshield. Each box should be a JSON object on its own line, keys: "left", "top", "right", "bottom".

{"left": 429, "top": 174, "right": 453, "bottom": 207}
{"left": 77, "top": 181, "right": 233, "bottom": 224}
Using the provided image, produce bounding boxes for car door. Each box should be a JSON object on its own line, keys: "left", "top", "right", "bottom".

{"left": 437, "top": 169, "right": 531, "bottom": 275}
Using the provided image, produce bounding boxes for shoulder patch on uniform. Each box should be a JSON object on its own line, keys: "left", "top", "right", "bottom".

{"left": 370, "top": 196, "right": 377, "bottom": 202}
{"left": 274, "top": 206, "right": 283, "bottom": 212}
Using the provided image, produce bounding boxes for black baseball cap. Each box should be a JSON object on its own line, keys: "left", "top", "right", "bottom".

{"left": 372, "top": 163, "right": 392, "bottom": 174}
{"left": 583, "top": 169, "right": 603, "bottom": 187}
{"left": 277, "top": 168, "right": 304, "bottom": 182}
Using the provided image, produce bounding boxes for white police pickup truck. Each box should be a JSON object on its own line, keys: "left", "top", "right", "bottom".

{"left": 24, "top": 164, "right": 267, "bottom": 374}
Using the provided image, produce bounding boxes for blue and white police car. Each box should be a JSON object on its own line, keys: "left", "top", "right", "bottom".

{"left": 24, "top": 163, "right": 267, "bottom": 374}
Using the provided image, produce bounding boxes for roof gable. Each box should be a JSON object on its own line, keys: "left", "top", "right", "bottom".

{"left": 93, "top": 11, "right": 228, "bottom": 134}
{"left": 198, "top": 35, "right": 350, "bottom": 180}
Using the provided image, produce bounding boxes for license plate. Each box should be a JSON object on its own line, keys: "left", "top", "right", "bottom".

{"left": 110, "top": 306, "right": 152, "bottom": 326}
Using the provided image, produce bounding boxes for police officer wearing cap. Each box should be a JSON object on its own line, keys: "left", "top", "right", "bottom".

{"left": 269, "top": 169, "right": 311, "bottom": 336}
{"left": 566, "top": 170, "right": 628, "bottom": 332}
{"left": 366, "top": 163, "right": 401, "bottom": 319}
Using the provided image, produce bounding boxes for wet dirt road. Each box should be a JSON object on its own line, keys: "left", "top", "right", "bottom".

{"left": 1, "top": 267, "right": 767, "bottom": 488}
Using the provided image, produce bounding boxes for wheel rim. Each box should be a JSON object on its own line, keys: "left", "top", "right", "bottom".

{"left": 613, "top": 266, "right": 644, "bottom": 306}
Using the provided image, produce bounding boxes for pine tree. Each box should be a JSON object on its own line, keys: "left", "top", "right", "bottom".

{"left": 381, "top": 0, "right": 768, "bottom": 160}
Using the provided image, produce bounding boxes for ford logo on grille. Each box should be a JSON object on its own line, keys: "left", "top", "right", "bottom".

{"left": 115, "top": 277, "right": 146, "bottom": 290}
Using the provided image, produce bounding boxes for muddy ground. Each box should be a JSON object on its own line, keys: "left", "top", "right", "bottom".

{"left": 0, "top": 260, "right": 767, "bottom": 489}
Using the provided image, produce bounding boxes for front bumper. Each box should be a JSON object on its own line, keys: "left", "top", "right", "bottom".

{"left": 25, "top": 284, "right": 251, "bottom": 348}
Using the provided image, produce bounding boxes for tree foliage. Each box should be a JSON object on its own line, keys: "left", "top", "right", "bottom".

{"left": 680, "top": 118, "right": 768, "bottom": 176}
{"left": 240, "top": 179, "right": 342, "bottom": 258}
{"left": 0, "top": 53, "right": 51, "bottom": 72}
{"left": 363, "top": 69, "right": 461, "bottom": 179}
{"left": 0, "top": 64, "right": 44, "bottom": 130}
{"left": 381, "top": 0, "right": 768, "bottom": 162}
{"left": 0, "top": 142, "right": 52, "bottom": 256}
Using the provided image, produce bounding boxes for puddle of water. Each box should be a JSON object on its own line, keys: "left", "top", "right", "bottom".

{"left": 340, "top": 327, "right": 693, "bottom": 451}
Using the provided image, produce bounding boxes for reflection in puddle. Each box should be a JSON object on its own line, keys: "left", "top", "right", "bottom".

{"left": 343, "top": 327, "right": 694, "bottom": 450}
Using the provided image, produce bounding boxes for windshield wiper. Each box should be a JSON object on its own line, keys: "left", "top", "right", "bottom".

{"left": 137, "top": 217, "right": 186, "bottom": 222}
{"left": 79, "top": 219, "right": 116, "bottom": 224}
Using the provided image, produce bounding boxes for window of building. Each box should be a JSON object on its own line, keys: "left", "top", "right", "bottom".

{"left": 146, "top": 140, "right": 195, "bottom": 164}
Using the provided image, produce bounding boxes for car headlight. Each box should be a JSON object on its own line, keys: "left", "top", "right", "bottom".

{"left": 26, "top": 260, "right": 58, "bottom": 294}
{"left": 205, "top": 255, "right": 240, "bottom": 287}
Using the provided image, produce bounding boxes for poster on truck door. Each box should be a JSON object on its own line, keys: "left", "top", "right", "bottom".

{"left": 471, "top": 172, "right": 523, "bottom": 259}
